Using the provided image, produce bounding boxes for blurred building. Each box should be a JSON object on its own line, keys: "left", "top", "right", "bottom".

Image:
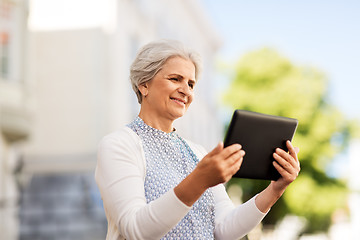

{"left": 0, "top": 0, "right": 30, "bottom": 239}
{"left": 15, "top": 0, "right": 222, "bottom": 239}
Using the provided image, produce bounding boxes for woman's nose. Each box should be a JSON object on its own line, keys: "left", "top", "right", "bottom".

{"left": 178, "top": 81, "right": 192, "bottom": 96}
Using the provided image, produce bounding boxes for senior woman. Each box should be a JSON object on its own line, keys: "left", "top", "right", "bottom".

{"left": 95, "top": 39, "right": 300, "bottom": 240}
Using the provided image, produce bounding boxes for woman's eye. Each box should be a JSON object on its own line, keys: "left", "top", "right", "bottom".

{"left": 188, "top": 83, "right": 194, "bottom": 89}
{"left": 170, "top": 77, "right": 178, "bottom": 81}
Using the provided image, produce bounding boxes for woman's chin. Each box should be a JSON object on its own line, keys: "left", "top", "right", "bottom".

{"left": 168, "top": 109, "right": 187, "bottom": 120}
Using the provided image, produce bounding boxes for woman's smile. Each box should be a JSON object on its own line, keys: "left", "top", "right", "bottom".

{"left": 170, "top": 97, "right": 187, "bottom": 106}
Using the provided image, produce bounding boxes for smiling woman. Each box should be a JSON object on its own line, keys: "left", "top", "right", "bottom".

{"left": 95, "top": 39, "right": 301, "bottom": 240}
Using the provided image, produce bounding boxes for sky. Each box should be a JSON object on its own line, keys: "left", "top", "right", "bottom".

{"left": 200, "top": 0, "right": 360, "bottom": 120}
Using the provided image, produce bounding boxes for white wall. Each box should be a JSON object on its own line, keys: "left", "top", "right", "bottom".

{"left": 25, "top": 29, "right": 106, "bottom": 156}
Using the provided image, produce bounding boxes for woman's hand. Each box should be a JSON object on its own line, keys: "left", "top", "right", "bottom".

{"left": 195, "top": 142, "right": 245, "bottom": 188}
{"left": 174, "top": 142, "right": 245, "bottom": 206}
{"left": 255, "top": 140, "right": 300, "bottom": 213}
{"left": 271, "top": 140, "right": 300, "bottom": 194}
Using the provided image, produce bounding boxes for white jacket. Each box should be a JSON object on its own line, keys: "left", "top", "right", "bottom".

{"left": 95, "top": 126, "right": 267, "bottom": 240}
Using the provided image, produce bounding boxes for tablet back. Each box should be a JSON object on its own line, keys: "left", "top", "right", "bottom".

{"left": 224, "top": 110, "right": 298, "bottom": 180}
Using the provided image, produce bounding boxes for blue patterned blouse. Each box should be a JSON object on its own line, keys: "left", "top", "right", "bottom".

{"left": 128, "top": 116, "right": 215, "bottom": 239}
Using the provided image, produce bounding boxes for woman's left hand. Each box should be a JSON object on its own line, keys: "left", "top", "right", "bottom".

{"left": 255, "top": 140, "right": 300, "bottom": 213}
{"left": 271, "top": 140, "right": 300, "bottom": 194}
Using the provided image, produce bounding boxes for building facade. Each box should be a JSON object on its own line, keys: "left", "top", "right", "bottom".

{"left": 0, "top": 0, "right": 31, "bottom": 239}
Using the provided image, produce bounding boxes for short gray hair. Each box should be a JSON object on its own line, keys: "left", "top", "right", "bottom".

{"left": 130, "top": 39, "right": 202, "bottom": 104}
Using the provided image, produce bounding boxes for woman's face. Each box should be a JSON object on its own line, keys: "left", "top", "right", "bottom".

{"left": 140, "top": 56, "right": 196, "bottom": 121}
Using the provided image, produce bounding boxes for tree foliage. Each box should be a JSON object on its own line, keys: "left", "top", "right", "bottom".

{"left": 223, "top": 48, "right": 355, "bottom": 233}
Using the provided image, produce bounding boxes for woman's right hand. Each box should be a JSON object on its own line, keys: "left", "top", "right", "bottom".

{"left": 174, "top": 142, "right": 245, "bottom": 206}
{"left": 195, "top": 142, "right": 245, "bottom": 188}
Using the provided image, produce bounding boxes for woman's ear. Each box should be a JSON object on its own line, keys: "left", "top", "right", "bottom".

{"left": 138, "top": 83, "right": 148, "bottom": 97}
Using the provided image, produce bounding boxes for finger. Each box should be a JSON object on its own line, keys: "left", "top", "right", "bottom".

{"left": 226, "top": 150, "right": 244, "bottom": 174}
{"left": 272, "top": 160, "right": 291, "bottom": 179}
{"left": 220, "top": 144, "right": 242, "bottom": 159}
{"left": 227, "top": 150, "right": 245, "bottom": 166}
{"left": 286, "top": 141, "right": 300, "bottom": 168}
{"left": 275, "top": 148, "right": 298, "bottom": 169}
{"left": 286, "top": 140, "right": 298, "bottom": 161}
{"left": 273, "top": 152, "right": 298, "bottom": 174}
{"left": 230, "top": 156, "right": 243, "bottom": 175}
{"left": 273, "top": 160, "right": 299, "bottom": 182}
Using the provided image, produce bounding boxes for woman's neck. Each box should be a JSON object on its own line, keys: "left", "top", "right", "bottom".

{"left": 138, "top": 109, "right": 174, "bottom": 133}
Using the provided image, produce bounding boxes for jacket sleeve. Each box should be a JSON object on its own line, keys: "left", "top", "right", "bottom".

{"left": 95, "top": 128, "right": 191, "bottom": 240}
{"left": 212, "top": 184, "right": 267, "bottom": 240}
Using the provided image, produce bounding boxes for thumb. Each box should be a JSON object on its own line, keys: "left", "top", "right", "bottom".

{"left": 208, "top": 142, "right": 223, "bottom": 156}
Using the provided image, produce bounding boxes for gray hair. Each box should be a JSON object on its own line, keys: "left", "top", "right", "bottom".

{"left": 130, "top": 39, "right": 202, "bottom": 104}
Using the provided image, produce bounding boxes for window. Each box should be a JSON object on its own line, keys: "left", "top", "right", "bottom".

{"left": 0, "top": 0, "right": 24, "bottom": 82}
{"left": 0, "top": 32, "right": 9, "bottom": 78}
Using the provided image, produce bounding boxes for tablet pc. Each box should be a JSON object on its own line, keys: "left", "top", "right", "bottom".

{"left": 224, "top": 110, "right": 298, "bottom": 180}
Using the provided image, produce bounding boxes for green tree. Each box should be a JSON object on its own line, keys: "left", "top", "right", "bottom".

{"left": 223, "top": 48, "right": 355, "bottom": 233}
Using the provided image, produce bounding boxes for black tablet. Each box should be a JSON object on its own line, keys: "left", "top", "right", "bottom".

{"left": 224, "top": 110, "right": 298, "bottom": 180}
